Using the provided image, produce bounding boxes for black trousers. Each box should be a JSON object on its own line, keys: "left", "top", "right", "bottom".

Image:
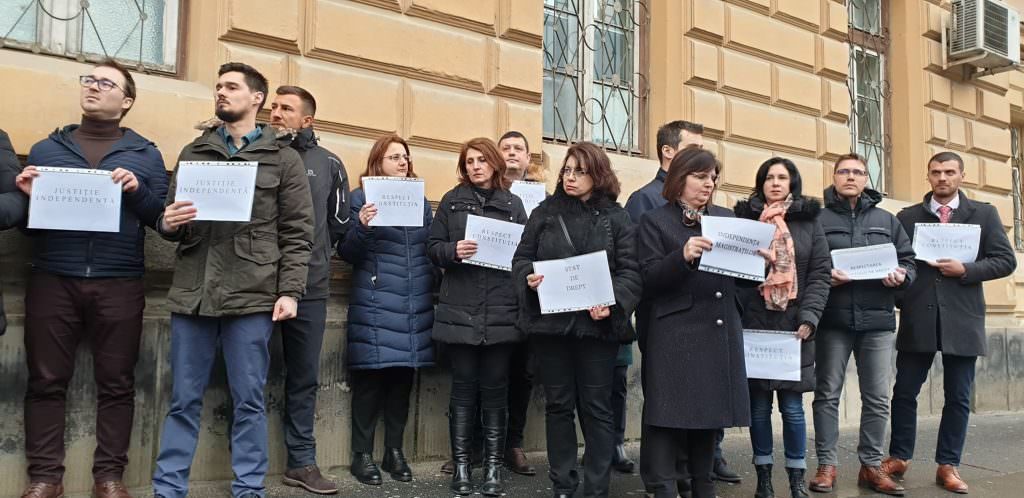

{"left": 280, "top": 298, "right": 327, "bottom": 469}
{"left": 506, "top": 341, "right": 534, "bottom": 449}
{"left": 641, "top": 425, "right": 716, "bottom": 498}
{"left": 349, "top": 367, "right": 415, "bottom": 454}
{"left": 533, "top": 335, "right": 618, "bottom": 497}
{"left": 447, "top": 343, "right": 515, "bottom": 410}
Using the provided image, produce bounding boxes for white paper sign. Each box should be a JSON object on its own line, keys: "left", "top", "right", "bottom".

{"left": 511, "top": 181, "right": 546, "bottom": 217}
{"left": 463, "top": 214, "right": 524, "bottom": 271}
{"left": 831, "top": 243, "right": 899, "bottom": 280}
{"left": 534, "top": 250, "right": 616, "bottom": 314}
{"left": 912, "top": 223, "right": 981, "bottom": 263}
{"left": 28, "top": 167, "right": 122, "bottom": 232}
{"left": 363, "top": 177, "right": 425, "bottom": 227}
{"left": 743, "top": 329, "right": 801, "bottom": 381}
{"left": 699, "top": 216, "right": 776, "bottom": 281}
{"left": 174, "top": 161, "right": 258, "bottom": 222}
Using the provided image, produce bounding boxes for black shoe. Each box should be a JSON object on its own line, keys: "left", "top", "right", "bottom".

{"left": 787, "top": 467, "right": 809, "bottom": 498}
{"left": 450, "top": 404, "right": 476, "bottom": 495}
{"left": 611, "top": 444, "right": 636, "bottom": 473}
{"left": 480, "top": 408, "right": 507, "bottom": 496}
{"left": 451, "top": 463, "right": 473, "bottom": 496}
{"left": 381, "top": 447, "right": 413, "bottom": 482}
{"left": 349, "top": 452, "right": 382, "bottom": 486}
{"left": 755, "top": 464, "right": 775, "bottom": 498}
{"left": 677, "top": 474, "right": 692, "bottom": 498}
{"left": 712, "top": 457, "right": 742, "bottom": 483}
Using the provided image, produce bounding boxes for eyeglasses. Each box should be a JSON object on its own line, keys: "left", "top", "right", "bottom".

{"left": 561, "top": 166, "right": 588, "bottom": 178}
{"left": 384, "top": 154, "right": 411, "bottom": 163}
{"left": 79, "top": 75, "right": 124, "bottom": 93}
{"left": 835, "top": 168, "right": 868, "bottom": 177}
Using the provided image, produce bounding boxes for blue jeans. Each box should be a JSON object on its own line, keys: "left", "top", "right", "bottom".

{"left": 152, "top": 313, "right": 273, "bottom": 498}
{"left": 749, "top": 388, "right": 806, "bottom": 469}
{"left": 888, "top": 351, "right": 976, "bottom": 466}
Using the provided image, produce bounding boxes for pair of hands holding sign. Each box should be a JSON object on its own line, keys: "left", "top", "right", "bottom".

{"left": 526, "top": 273, "right": 610, "bottom": 321}
{"left": 16, "top": 165, "right": 141, "bottom": 194}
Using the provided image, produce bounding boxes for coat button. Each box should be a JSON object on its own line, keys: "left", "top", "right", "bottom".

{"left": 715, "top": 291, "right": 723, "bottom": 299}
{"left": 716, "top": 319, "right": 724, "bottom": 327}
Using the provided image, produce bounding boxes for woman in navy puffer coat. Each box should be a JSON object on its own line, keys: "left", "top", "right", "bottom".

{"left": 338, "top": 134, "right": 434, "bottom": 485}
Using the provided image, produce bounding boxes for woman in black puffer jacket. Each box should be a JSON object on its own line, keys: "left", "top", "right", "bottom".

{"left": 733, "top": 157, "right": 831, "bottom": 498}
{"left": 512, "top": 142, "right": 641, "bottom": 498}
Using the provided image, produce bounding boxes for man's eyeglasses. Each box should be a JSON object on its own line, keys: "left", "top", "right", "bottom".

{"left": 561, "top": 166, "right": 588, "bottom": 178}
{"left": 80, "top": 75, "right": 124, "bottom": 93}
{"left": 384, "top": 154, "right": 411, "bottom": 163}
{"left": 835, "top": 168, "right": 868, "bottom": 177}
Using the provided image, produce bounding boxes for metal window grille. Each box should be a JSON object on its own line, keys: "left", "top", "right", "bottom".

{"left": 542, "top": 0, "right": 649, "bottom": 156}
{"left": 848, "top": 0, "right": 890, "bottom": 193}
{"left": 1011, "top": 128, "right": 1024, "bottom": 250}
{"left": 0, "top": 0, "right": 180, "bottom": 72}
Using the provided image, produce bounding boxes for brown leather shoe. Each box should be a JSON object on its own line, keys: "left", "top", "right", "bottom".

{"left": 858, "top": 465, "right": 905, "bottom": 496}
{"left": 93, "top": 481, "right": 131, "bottom": 498}
{"left": 808, "top": 464, "right": 837, "bottom": 492}
{"left": 880, "top": 456, "right": 910, "bottom": 479}
{"left": 936, "top": 464, "right": 969, "bottom": 494}
{"left": 505, "top": 447, "right": 537, "bottom": 476}
{"left": 21, "top": 483, "right": 63, "bottom": 498}
{"left": 283, "top": 465, "right": 339, "bottom": 495}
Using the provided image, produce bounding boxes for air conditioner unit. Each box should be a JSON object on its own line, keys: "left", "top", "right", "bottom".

{"left": 948, "top": 0, "right": 1020, "bottom": 69}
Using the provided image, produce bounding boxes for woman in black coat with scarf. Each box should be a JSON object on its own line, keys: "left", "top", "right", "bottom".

{"left": 428, "top": 137, "right": 528, "bottom": 496}
{"left": 512, "top": 142, "right": 641, "bottom": 498}
{"left": 733, "top": 157, "right": 831, "bottom": 498}
{"left": 637, "top": 147, "right": 762, "bottom": 498}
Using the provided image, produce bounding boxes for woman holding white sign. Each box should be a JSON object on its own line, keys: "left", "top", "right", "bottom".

{"left": 512, "top": 142, "right": 641, "bottom": 498}
{"left": 733, "top": 157, "right": 831, "bottom": 498}
{"left": 637, "top": 147, "right": 762, "bottom": 498}
{"left": 427, "top": 137, "right": 528, "bottom": 496}
{"left": 338, "top": 134, "right": 434, "bottom": 486}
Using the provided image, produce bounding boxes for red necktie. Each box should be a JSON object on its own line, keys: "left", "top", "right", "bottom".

{"left": 938, "top": 205, "right": 952, "bottom": 224}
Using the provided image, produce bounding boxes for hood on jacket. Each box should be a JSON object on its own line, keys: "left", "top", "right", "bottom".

{"left": 733, "top": 195, "right": 821, "bottom": 221}
{"left": 823, "top": 186, "right": 883, "bottom": 213}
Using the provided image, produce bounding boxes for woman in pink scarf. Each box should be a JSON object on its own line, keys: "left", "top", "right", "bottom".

{"left": 733, "top": 158, "right": 831, "bottom": 498}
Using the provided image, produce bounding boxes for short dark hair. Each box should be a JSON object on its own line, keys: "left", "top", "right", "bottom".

{"left": 95, "top": 58, "right": 136, "bottom": 117}
{"left": 752, "top": 157, "right": 803, "bottom": 200}
{"left": 555, "top": 141, "right": 621, "bottom": 201}
{"left": 662, "top": 147, "right": 721, "bottom": 202}
{"left": 833, "top": 152, "right": 867, "bottom": 170}
{"left": 928, "top": 151, "right": 965, "bottom": 171}
{"left": 275, "top": 85, "right": 317, "bottom": 116}
{"left": 656, "top": 120, "right": 704, "bottom": 162}
{"left": 218, "top": 62, "right": 269, "bottom": 110}
{"left": 498, "top": 130, "right": 529, "bottom": 152}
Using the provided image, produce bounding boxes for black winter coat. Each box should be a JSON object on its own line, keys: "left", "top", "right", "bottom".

{"left": 896, "top": 191, "right": 1016, "bottom": 356}
{"left": 638, "top": 203, "right": 751, "bottom": 429}
{"left": 818, "top": 187, "right": 916, "bottom": 333}
{"left": 428, "top": 184, "right": 529, "bottom": 345}
{"left": 511, "top": 191, "right": 641, "bottom": 343}
{"left": 734, "top": 196, "right": 831, "bottom": 393}
{"left": 0, "top": 129, "right": 25, "bottom": 336}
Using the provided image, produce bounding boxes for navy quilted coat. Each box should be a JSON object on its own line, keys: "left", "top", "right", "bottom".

{"left": 338, "top": 187, "right": 435, "bottom": 370}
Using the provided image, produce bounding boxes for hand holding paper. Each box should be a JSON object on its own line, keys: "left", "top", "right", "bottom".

{"left": 161, "top": 200, "right": 197, "bottom": 233}
{"left": 698, "top": 216, "right": 776, "bottom": 281}
{"left": 929, "top": 258, "right": 967, "bottom": 278}
{"left": 830, "top": 243, "right": 899, "bottom": 280}
{"left": 15, "top": 165, "right": 38, "bottom": 195}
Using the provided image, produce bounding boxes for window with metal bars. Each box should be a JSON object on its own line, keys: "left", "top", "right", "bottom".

{"left": 848, "top": 0, "right": 890, "bottom": 193}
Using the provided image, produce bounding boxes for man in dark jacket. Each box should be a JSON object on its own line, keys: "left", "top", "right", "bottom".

{"left": 625, "top": 120, "right": 740, "bottom": 488}
{"left": 268, "top": 85, "right": 349, "bottom": 495}
{"left": 881, "top": 151, "right": 1016, "bottom": 494}
{"left": 0, "top": 129, "right": 27, "bottom": 336}
{"left": 151, "top": 63, "right": 314, "bottom": 498}
{"left": 14, "top": 60, "right": 167, "bottom": 498}
{"left": 809, "top": 153, "right": 915, "bottom": 496}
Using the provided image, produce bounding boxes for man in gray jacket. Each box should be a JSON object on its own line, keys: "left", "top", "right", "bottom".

{"left": 269, "top": 85, "right": 351, "bottom": 494}
{"left": 810, "top": 153, "right": 915, "bottom": 496}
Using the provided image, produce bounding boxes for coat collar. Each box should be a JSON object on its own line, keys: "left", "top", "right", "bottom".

{"left": 823, "top": 186, "right": 883, "bottom": 214}
{"left": 733, "top": 195, "right": 822, "bottom": 221}
{"left": 451, "top": 183, "right": 517, "bottom": 212}
{"left": 915, "top": 190, "right": 976, "bottom": 222}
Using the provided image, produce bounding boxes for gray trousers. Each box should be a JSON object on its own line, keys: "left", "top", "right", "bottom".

{"left": 812, "top": 328, "right": 894, "bottom": 467}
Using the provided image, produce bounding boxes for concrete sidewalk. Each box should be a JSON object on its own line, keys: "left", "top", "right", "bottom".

{"left": 109, "top": 411, "right": 1024, "bottom": 497}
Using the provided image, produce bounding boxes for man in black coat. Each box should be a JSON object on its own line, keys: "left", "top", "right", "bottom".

{"left": 881, "top": 151, "right": 1016, "bottom": 495}
{"left": 268, "top": 85, "right": 350, "bottom": 494}
{"left": 0, "top": 128, "right": 28, "bottom": 336}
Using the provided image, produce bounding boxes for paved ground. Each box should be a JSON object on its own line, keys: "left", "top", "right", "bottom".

{"left": 105, "top": 411, "right": 1024, "bottom": 497}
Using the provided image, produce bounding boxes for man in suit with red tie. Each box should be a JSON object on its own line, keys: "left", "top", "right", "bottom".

{"left": 882, "top": 151, "right": 1016, "bottom": 494}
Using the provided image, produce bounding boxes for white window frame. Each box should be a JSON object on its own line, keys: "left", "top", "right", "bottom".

{"left": 1, "top": 0, "right": 180, "bottom": 73}
{"left": 543, "top": 0, "right": 645, "bottom": 155}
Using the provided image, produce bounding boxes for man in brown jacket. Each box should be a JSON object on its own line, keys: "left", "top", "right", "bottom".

{"left": 151, "top": 62, "right": 314, "bottom": 498}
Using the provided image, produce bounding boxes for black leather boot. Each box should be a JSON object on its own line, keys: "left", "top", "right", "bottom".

{"left": 381, "top": 447, "right": 413, "bottom": 482}
{"left": 611, "top": 444, "right": 636, "bottom": 473}
{"left": 449, "top": 404, "right": 475, "bottom": 496}
{"left": 787, "top": 467, "right": 809, "bottom": 498}
{"left": 349, "top": 452, "right": 382, "bottom": 486}
{"left": 755, "top": 464, "right": 775, "bottom": 498}
{"left": 480, "top": 408, "right": 507, "bottom": 497}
